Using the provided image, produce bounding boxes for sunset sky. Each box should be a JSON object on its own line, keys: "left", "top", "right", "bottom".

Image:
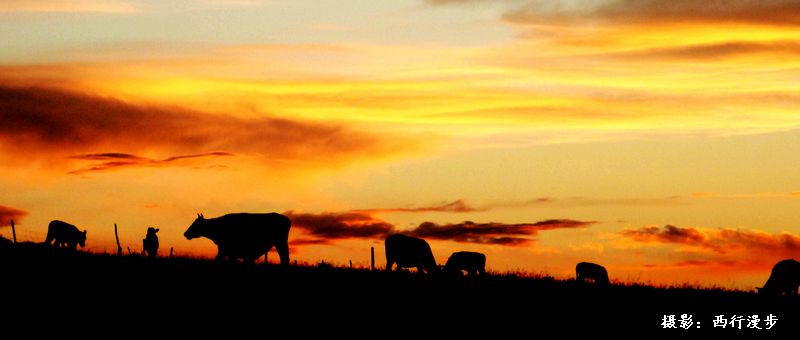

{"left": 2, "top": 0, "right": 800, "bottom": 289}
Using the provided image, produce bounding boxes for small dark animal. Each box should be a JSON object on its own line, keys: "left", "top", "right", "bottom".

{"left": 44, "top": 220, "right": 87, "bottom": 250}
{"left": 385, "top": 234, "right": 437, "bottom": 274}
{"left": 444, "top": 251, "right": 486, "bottom": 276}
{"left": 757, "top": 259, "right": 800, "bottom": 297}
{"left": 576, "top": 262, "right": 609, "bottom": 285}
{"left": 143, "top": 227, "right": 159, "bottom": 258}
{"left": 184, "top": 213, "right": 291, "bottom": 265}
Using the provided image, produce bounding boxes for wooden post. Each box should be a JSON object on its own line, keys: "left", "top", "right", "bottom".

{"left": 370, "top": 246, "right": 375, "bottom": 271}
{"left": 349, "top": 260, "right": 353, "bottom": 269}
{"left": 10, "top": 219, "right": 16, "bottom": 243}
{"left": 127, "top": 246, "right": 132, "bottom": 255}
{"left": 169, "top": 247, "right": 173, "bottom": 259}
{"left": 114, "top": 224, "right": 122, "bottom": 256}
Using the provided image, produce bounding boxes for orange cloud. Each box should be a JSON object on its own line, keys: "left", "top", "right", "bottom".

{"left": 0, "top": 84, "right": 420, "bottom": 172}
{"left": 0, "top": 205, "right": 28, "bottom": 226}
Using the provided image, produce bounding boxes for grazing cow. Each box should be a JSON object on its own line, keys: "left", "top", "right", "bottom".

{"left": 143, "top": 227, "right": 159, "bottom": 258}
{"left": 757, "top": 259, "right": 800, "bottom": 297}
{"left": 576, "top": 262, "right": 610, "bottom": 285}
{"left": 444, "top": 251, "right": 486, "bottom": 276}
{"left": 184, "top": 213, "right": 291, "bottom": 265}
{"left": 385, "top": 234, "right": 437, "bottom": 274}
{"left": 43, "top": 220, "right": 87, "bottom": 250}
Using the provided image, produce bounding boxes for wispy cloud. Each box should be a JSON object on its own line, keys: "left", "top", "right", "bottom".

{"left": 0, "top": 205, "right": 28, "bottom": 226}
{"left": 609, "top": 40, "right": 800, "bottom": 60}
{"left": 0, "top": 84, "right": 421, "bottom": 172}
{"left": 622, "top": 225, "right": 800, "bottom": 255}
{"left": 353, "top": 200, "right": 482, "bottom": 214}
{"left": 0, "top": 0, "right": 138, "bottom": 13}
{"left": 67, "top": 152, "right": 234, "bottom": 174}
{"left": 285, "top": 210, "right": 593, "bottom": 246}
{"left": 284, "top": 211, "right": 396, "bottom": 242}
{"left": 503, "top": 0, "right": 800, "bottom": 27}
{"left": 692, "top": 191, "right": 800, "bottom": 199}
{"left": 406, "top": 219, "right": 596, "bottom": 245}
{"left": 351, "top": 197, "right": 682, "bottom": 215}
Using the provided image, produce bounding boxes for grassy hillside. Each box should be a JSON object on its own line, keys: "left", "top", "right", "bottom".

{"left": 1, "top": 239, "right": 796, "bottom": 337}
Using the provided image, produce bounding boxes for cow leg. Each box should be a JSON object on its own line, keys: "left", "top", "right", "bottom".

{"left": 386, "top": 260, "right": 394, "bottom": 272}
{"left": 276, "top": 241, "right": 290, "bottom": 267}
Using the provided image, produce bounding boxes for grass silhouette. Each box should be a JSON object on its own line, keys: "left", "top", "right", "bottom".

{"left": 1, "top": 239, "right": 796, "bottom": 336}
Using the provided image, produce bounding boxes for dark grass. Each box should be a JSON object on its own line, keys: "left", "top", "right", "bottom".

{"left": 1, "top": 241, "right": 796, "bottom": 337}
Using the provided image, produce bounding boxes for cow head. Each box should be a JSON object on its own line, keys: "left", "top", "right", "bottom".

{"left": 79, "top": 230, "right": 87, "bottom": 248}
{"left": 184, "top": 213, "right": 206, "bottom": 240}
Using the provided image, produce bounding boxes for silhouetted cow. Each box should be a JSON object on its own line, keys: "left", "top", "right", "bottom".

{"left": 444, "top": 251, "right": 486, "bottom": 276}
{"left": 757, "top": 259, "right": 800, "bottom": 297}
{"left": 184, "top": 213, "right": 291, "bottom": 265}
{"left": 44, "top": 220, "right": 87, "bottom": 250}
{"left": 576, "top": 262, "right": 609, "bottom": 285}
{"left": 385, "top": 234, "right": 437, "bottom": 274}
{"left": 143, "top": 227, "right": 159, "bottom": 258}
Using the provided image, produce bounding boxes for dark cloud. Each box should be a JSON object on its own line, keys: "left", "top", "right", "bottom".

{"left": 0, "top": 205, "right": 28, "bottom": 226}
{"left": 0, "top": 84, "right": 418, "bottom": 171}
{"left": 622, "top": 225, "right": 800, "bottom": 254}
{"left": 67, "top": 151, "right": 234, "bottom": 174}
{"left": 353, "top": 200, "right": 482, "bottom": 214}
{"left": 284, "top": 211, "right": 396, "bottom": 240}
{"left": 406, "top": 219, "right": 595, "bottom": 245}
{"left": 503, "top": 0, "right": 800, "bottom": 27}
{"left": 285, "top": 210, "right": 593, "bottom": 246}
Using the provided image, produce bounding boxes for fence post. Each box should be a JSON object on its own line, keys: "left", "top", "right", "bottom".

{"left": 370, "top": 246, "right": 375, "bottom": 271}
{"left": 10, "top": 219, "right": 16, "bottom": 243}
{"left": 169, "top": 247, "right": 173, "bottom": 259}
{"left": 114, "top": 224, "right": 122, "bottom": 256}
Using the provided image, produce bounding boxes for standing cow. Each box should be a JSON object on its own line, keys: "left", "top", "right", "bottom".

{"left": 143, "top": 227, "right": 159, "bottom": 258}
{"left": 43, "top": 220, "right": 87, "bottom": 250}
{"left": 444, "top": 251, "right": 486, "bottom": 276}
{"left": 385, "top": 234, "right": 437, "bottom": 274}
{"left": 576, "top": 262, "right": 610, "bottom": 285}
{"left": 184, "top": 213, "right": 291, "bottom": 265}
{"left": 757, "top": 259, "right": 800, "bottom": 297}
